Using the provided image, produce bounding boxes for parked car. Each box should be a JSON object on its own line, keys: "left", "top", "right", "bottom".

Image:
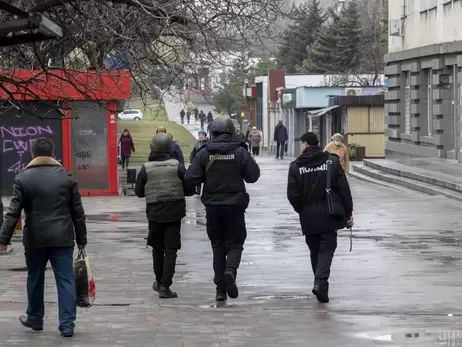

{"left": 118, "top": 109, "right": 143, "bottom": 120}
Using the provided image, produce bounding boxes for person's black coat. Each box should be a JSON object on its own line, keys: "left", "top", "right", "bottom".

{"left": 207, "top": 112, "right": 214, "bottom": 123}
{"left": 185, "top": 134, "right": 260, "bottom": 209}
{"left": 170, "top": 141, "right": 185, "bottom": 166}
{"left": 199, "top": 111, "right": 206, "bottom": 121}
{"left": 0, "top": 157, "right": 87, "bottom": 248}
{"left": 287, "top": 146, "right": 353, "bottom": 235}
{"left": 274, "top": 123, "right": 288, "bottom": 143}
{"left": 135, "top": 152, "right": 194, "bottom": 223}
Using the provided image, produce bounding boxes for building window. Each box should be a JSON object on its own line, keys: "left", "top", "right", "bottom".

{"left": 427, "top": 69, "right": 433, "bottom": 136}
{"left": 405, "top": 71, "right": 411, "bottom": 134}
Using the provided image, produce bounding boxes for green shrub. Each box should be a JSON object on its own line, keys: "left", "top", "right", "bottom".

{"left": 347, "top": 147, "right": 356, "bottom": 161}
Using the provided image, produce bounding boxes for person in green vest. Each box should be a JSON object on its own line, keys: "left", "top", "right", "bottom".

{"left": 135, "top": 133, "right": 194, "bottom": 299}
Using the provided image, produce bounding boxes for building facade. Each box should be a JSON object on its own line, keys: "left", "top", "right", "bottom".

{"left": 386, "top": 0, "right": 462, "bottom": 161}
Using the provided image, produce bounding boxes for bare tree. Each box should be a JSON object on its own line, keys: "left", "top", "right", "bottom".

{"left": 0, "top": 0, "right": 285, "bottom": 116}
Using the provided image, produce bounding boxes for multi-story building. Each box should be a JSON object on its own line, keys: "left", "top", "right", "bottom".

{"left": 385, "top": 0, "right": 462, "bottom": 161}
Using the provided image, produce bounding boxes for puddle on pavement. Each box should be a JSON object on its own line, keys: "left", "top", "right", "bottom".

{"left": 251, "top": 295, "right": 311, "bottom": 300}
{"left": 357, "top": 329, "right": 462, "bottom": 345}
{"left": 87, "top": 211, "right": 206, "bottom": 226}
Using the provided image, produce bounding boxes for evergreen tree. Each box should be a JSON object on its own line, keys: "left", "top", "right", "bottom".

{"left": 276, "top": 0, "right": 326, "bottom": 73}
{"left": 334, "top": 0, "right": 361, "bottom": 72}
{"left": 299, "top": 9, "right": 340, "bottom": 73}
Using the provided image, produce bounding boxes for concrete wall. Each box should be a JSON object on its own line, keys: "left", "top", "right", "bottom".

{"left": 389, "top": 0, "right": 462, "bottom": 53}
{"left": 386, "top": 1, "right": 462, "bottom": 161}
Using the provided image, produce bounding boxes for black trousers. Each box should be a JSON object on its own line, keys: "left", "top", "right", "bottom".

{"left": 206, "top": 207, "right": 247, "bottom": 292}
{"left": 276, "top": 142, "right": 285, "bottom": 158}
{"left": 251, "top": 147, "right": 260, "bottom": 156}
{"left": 200, "top": 119, "right": 205, "bottom": 129}
{"left": 148, "top": 220, "right": 182, "bottom": 288}
{"left": 305, "top": 231, "right": 337, "bottom": 287}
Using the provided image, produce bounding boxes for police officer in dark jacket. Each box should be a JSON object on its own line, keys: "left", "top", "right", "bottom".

{"left": 287, "top": 132, "right": 353, "bottom": 303}
{"left": 135, "top": 133, "right": 194, "bottom": 299}
{"left": 185, "top": 117, "right": 260, "bottom": 301}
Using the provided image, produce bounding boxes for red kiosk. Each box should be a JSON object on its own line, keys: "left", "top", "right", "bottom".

{"left": 0, "top": 70, "right": 131, "bottom": 196}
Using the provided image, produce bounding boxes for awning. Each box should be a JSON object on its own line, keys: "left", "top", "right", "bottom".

{"left": 307, "top": 105, "right": 340, "bottom": 117}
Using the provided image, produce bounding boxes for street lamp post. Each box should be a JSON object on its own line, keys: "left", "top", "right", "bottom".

{"left": 243, "top": 79, "right": 249, "bottom": 133}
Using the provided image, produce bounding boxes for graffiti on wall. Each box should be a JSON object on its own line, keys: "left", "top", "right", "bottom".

{"left": 0, "top": 125, "right": 57, "bottom": 173}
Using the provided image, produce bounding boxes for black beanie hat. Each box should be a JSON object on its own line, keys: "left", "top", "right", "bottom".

{"left": 297, "top": 132, "right": 319, "bottom": 146}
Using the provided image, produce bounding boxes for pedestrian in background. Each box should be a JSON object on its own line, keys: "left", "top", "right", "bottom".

{"left": 0, "top": 137, "right": 87, "bottom": 337}
{"left": 119, "top": 128, "right": 135, "bottom": 169}
{"left": 180, "top": 109, "right": 185, "bottom": 124}
{"left": 186, "top": 111, "right": 191, "bottom": 124}
{"left": 185, "top": 117, "right": 260, "bottom": 302}
{"left": 324, "top": 133, "right": 349, "bottom": 174}
{"left": 273, "top": 120, "right": 288, "bottom": 159}
{"left": 135, "top": 133, "right": 194, "bottom": 299}
{"left": 248, "top": 126, "right": 261, "bottom": 156}
{"left": 199, "top": 110, "right": 206, "bottom": 130}
{"left": 156, "top": 127, "right": 185, "bottom": 166}
{"left": 189, "top": 130, "right": 208, "bottom": 195}
{"left": 194, "top": 108, "right": 199, "bottom": 123}
{"left": 207, "top": 111, "right": 214, "bottom": 124}
{"left": 287, "top": 132, "right": 353, "bottom": 303}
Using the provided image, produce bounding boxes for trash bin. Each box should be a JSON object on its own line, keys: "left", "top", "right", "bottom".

{"left": 355, "top": 146, "right": 366, "bottom": 162}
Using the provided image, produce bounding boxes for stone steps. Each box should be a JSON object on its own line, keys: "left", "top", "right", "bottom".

{"left": 351, "top": 162, "right": 462, "bottom": 202}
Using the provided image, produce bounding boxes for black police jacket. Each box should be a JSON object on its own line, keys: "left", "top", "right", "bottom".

{"left": 185, "top": 134, "right": 260, "bottom": 209}
{"left": 287, "top": 146, "right": 353, "bottom": 235}
{"left": 0, "top": 156, "right": 87, "bottom": 248}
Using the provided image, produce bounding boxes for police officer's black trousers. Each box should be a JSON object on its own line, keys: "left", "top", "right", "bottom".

{"left": 206, "top": 207, "right": 247, "bottom": 292}
{"left": 148, "top": 220, "right": 182, "bottom": 288}
{"left": 305, "top": 231, "right": 337, "bottom": 287}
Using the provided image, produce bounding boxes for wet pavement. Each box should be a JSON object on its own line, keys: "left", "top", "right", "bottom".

{"left": 1, "top": 154, "right": 462, "bottom": 346}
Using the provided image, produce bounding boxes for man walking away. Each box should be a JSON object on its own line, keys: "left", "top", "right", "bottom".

{"left": 0, "top": 137, "right": 87, "bottom": 337}
{"left": 274, "top": 120, "right": 288, "bottom": 159}
{"left": 180, "top": 109, "right": 185, "bottom": 124}
{"left": 207, "top": 111, "right": 214, "bottom": 124}
{"left": 135, "top": 133, "right": 194, "bottom": 299}
{"left": 199, "top": 110, "right": 206, "bottom": 130}
{"left": 186, "top": 111, "right": 191, "bottom": 124}
{"left": 194, "top": 108, "right": 199, "bottom": 123}
{"left": 287, "top": 132, "right": 353, "bottom": 303}
{"left": 189, "top": 130, "right": 208, "bottom": 195}
{"left": 324, "top": 133, "right": 349, "bottom": 174}
{"left": 185, "top": 117, "right": 260, "bottom": 301}
{"left": 248, "top": 126, "right": 261, "bottom": 156}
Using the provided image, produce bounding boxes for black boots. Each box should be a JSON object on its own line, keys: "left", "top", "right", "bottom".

{"left": 152, "top": 281, "right": 160, "bottom": 293}
{"left": 312, "top": 283, "right": 329, "bottom": 303}
{"left": 159, "top": 286, "right": 178, "bottom": 299}
{"left": 223, "top": 271, "right": 239, "bottom": 299}
{"left": 215, "top": 292, "right": 227, "bottom": 302}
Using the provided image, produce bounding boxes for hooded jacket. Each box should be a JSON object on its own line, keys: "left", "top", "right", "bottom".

{"left": 184, "top": 134, "right": 260, "bottom": 208}
{"left": 287, "top": 146, "right": 353, "bottom": 235}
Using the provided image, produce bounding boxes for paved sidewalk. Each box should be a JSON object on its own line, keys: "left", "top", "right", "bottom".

{"left": 1, "top": 154, "right": 462, "bottom": 346}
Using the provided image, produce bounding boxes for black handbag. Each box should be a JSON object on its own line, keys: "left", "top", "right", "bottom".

{"left": 284, "top": 142, "right": 288, "bottom": 153}
{"left": 325, "top": 155, "right": 346, "bottom": 219}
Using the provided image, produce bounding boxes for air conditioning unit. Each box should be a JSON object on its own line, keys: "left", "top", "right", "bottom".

{"left": 389, "top": 19, "right": 403, "bottom": 37}
{"left": 345, "top": 88, "right": 363, "bottom": 96}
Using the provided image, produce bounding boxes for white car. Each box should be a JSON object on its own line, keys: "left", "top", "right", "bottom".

{"left": 118, "top": 109, "right": 143, "bottom": 120}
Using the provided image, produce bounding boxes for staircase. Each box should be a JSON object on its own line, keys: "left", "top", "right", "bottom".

{"left": 351, "top": 159, "right": 462, "bottom": 202}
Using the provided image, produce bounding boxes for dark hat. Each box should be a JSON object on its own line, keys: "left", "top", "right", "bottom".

{"left": 296, "top": 132, "right": 319, "bottom": 146}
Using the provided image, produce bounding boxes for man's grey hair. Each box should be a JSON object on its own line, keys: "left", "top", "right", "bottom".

{"left": 31, "top": 137, "right": 55, "bottom": 158}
